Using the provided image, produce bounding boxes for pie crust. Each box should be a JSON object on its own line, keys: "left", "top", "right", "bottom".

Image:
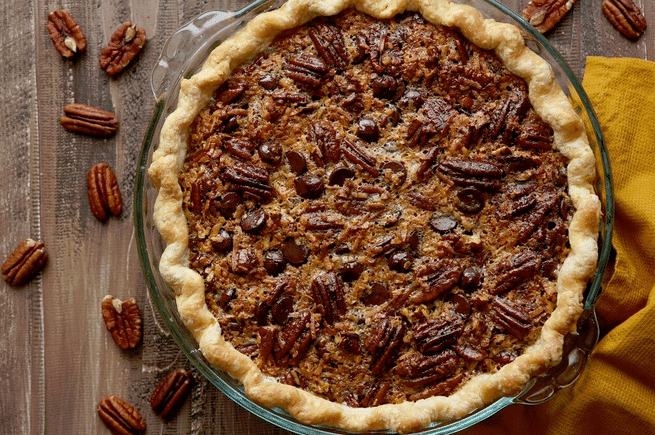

{"left": 148, "top": 0, "right": 601, "bottom": 432}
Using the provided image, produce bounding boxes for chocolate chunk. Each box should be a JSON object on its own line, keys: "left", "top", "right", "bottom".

{"left": 328, "top": 166, "right": 356, "bottom": 186}
{"left": 241, "top": 208, "right": 267, "bottom": 233}
{"left": 340, "top": 261, "right": 364, "bottom": 282}
{"left": 211, "top": 229, "right": 233, "bottom": 252}
{"left": 448, "top": 293, "right": 471, "bottom": 317}
{"left": 381, "top": 161, "right": 407, "bottom": 186}
{"left": 456, "top": 187, "right": 485, "bottom": 214}
{"left": 357, "top": 118, "right": 380, "bottom": 142}
{"left": 408, "top": 230, "right": 421, "bottom": 252}
{"left": 379, "top": 209, "right": 401, "bottom": 228}
{"left": 338, "top": 332, "right": 362, "bottom": 354}
{"left": 387, "top": 251, "right": 413, "bottom": 273}
{"left": 286, "top": 150, "right": 307, "bottom": 175}
{"left": 362, "top": 282, "right": 390, "bottom": 306}
{"left": 218, "top": 287, "right": 236, "bottom": 309}
{"left": 271, "top": 294, "right": 294, "bottom": 324}
{"left": 430, "top": 215, "right": 457, "bottom": 233}
{"left": 259, "top": 74, "right": 279, "bottom": 90}
{"left": 295, "top": 173, "right": 325, "bottom": 199}
{"left": 264, "top": 250, "right": 286, "bottom": 275}
{"left": 255, "top": 301, "right": 269, "bottom": 325}
{"left": 217, "top": 192, "right": 243, "bottom": 218}
{"left": 281, "top": 239, "right": 309, "bottom": 265}
{"left": 258, "top": 141, "right": 282, "bottom": 165}
{"left": 461, "top": 266, "right": 482, "bottom": 292}
{"left": 399, "top": 89, "right": 424, "bottom": 109}
{"left": 371, "top": 75, "right": 399, "bottom": 100}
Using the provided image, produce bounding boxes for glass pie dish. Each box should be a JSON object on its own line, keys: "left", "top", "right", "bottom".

{"left": 135, "top": 0, "right": 614, "bottom": 433}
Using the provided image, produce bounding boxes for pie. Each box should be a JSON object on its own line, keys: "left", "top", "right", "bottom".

{"left": 148, "top": 0, "right": 601, "bottom": 432}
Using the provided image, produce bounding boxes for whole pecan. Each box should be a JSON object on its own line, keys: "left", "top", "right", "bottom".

{"left": 87, "top": 163, "right": 123, "bottom": 221}
{"left": 274, "top": 311, "right": 312, "bottom": 360}
{"left": 396, "top": 349, "right": 458, "bottom": 387}
{"left": 602, "top": 0, "right": 647, "bottom": 40}
{"left": 437, "top": 158, "right": 503, "bottom": 190}
{"left": 311, "top": 272, "right": 346, "bottom": 325}
{"left": 283, "top": 53, "right": 329, "bottom": 87}
{"left": 493, "top": 297, "right": 532, "bottom": 338}
{"left": 521, "top": 0, "right": 577, "bottom": 33}
{"left": 309, "top": 23, "right": 349, "bottom": 70}
{"left": 412, "top": 318, "right": 463, "bottom": 355}
{"left": 411, "top": 259, "right": 462, "bottom": 304}
{"left": 488, "top": 251, "right": 541, "bottom": 295}
{"left": 101, "top": 295, "right": 142, "bottom": 350}
{"left": 222, "top": 163, "right": 274, "bottom": 201}
{"left": 99, "top": 22, "right": 146, "bottom": 76}
{"left": 150, "top": 368, "right": 194, "bottom": 419}
{"left": 60, "top": 103, "right": 118, "bottom": 137}
{"left": 97, "top": 395, "right": 146, "bottom": 435}
{"left": 364, "top": 316, "right": 406, "bottom": 376}
{"left": 47, "top": 10, "right": 86, "bottom": 58}
{"left": 2, "top": 238, "right": 48, "bottom": 286}
{"left": 308, "top": 121, "right": 340, "bottom": 164}
{"left": 342, "top": 139, "right": 379, "bottom": 177}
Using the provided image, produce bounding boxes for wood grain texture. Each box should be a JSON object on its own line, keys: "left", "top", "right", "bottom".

{"left": 0, "top": 0, "right": 653, "bottom": 434}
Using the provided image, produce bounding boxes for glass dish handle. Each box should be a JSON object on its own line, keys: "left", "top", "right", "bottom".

{"left": 151, "top": 0, "right": 280, "bottom": 100}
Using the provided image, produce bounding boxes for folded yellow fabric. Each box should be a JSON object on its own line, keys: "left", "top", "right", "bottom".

{"left": 462, "top": 56, "right": 655, "bottom": 434}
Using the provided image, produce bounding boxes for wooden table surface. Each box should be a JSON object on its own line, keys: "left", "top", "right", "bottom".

{"left": 1, "top": 0, "right": 652, "bottom": 434}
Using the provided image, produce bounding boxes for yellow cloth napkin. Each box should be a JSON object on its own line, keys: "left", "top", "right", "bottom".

{"left": 461, "top": 56, "right": 655, "bottom": 434}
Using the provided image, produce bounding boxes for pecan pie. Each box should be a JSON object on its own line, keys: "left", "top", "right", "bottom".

{"left": 148, "top": 0, "right": 600, "bottom": 432}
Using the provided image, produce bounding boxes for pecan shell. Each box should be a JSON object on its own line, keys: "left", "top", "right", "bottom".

{"left": 99, "top": 22, "right": 146, "bottom": 76}
{"left": 97, "top": 395, "right": 146, "bottom": 435}
{"left": 87, "top": 163, "right": 123, "bottom": 221}
{"left": 101, "top": 295, "right": 142, "bottom": 350}
{"left": 60, "top": 103, "right": 118, "bottom": 137}
{"left": 521, "top": 0, "right": 577, "bottom": 33}
{"left": 602, "top": 0, "right": 647, "bottom": 40}
{"left": 2, "top": 238, "right": 48, "bottom": 286}
{"left": 47, "top": 10, "right": 86, "bottom": 58}
{"left": 150, "top": 368, "right": 194, "bottom": 419}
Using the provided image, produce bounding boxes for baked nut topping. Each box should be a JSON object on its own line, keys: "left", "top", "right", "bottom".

{"left": 149, "top": 0, "right": 600, "bottom": 431}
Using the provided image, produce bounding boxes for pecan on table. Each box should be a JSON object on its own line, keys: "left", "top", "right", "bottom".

{"left": 101, "top": 295, "right": 142, "bottom": 350}
{"left": 99, "top": 22, "right": 146, "bottom": 76}
{"left": 150, "top": 368, "right": 194, "bottom": 420}
{"left": 521, "top": 0, "right": 577, "bottom": 33}
{"left": 97, "top": 395, "right": 146, "bottom": 435}
{"left": 87, "top": 163, "right": 123, "bottom": 221}
{"left": 602, "top": 0, "right": 647, "bottom": 40}
{"left": 47, "top": 10, "right": 86, "bottom": 58}
{"left": 2, "top": 238, "right": 48, "bottom": 286}
{"left": 60, "top": 103, "right": 118, "bottom": 137}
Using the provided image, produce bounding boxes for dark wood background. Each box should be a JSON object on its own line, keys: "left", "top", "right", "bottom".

{"left": 0, "top": 0, "right": 652, "bottom": 434}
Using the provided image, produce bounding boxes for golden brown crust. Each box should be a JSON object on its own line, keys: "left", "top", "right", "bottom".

{"left": 148, "top": 0, "right": 600, "bottom": 432}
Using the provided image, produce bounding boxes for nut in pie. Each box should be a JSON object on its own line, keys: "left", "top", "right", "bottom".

{"left": 148, "top": 0, "right": 601, "bottom": 432}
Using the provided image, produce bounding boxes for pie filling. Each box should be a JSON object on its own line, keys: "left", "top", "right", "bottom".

{"left": 180, "top": 10, "right": 572, "bottom": 407}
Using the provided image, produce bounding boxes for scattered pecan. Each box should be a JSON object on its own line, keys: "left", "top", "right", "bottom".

{"left": 60, "top": 103, "right": 118, "bottom": 137}
{"left": 311, "top": 272, "right": 346, "bottom": 325}
{"left": 407, "top": 191, "right": 437, "bottom": 211}
{"left": 101, "top": 295, "right": 142, "bottom": 350}
{"left": 308, "top": 121, "right": 340, "bottom": 164}
{"left": 224, "top": 137, "right": 256, "bottom": 160}
{"left": 309, "top": 23, "right": 349, "bottom": 69}
{"left": 368, "top": 22, "right": 402, "bottom": 76}
{"left": 413, "top": 318, "right": 463, "bottom": 355}
{"left": 2, "top": 238, "right": 48, "bottom": 286}
{"left": 493, "top": 297, "right": 532, "bottom": 338}
{"left": 222, "top": 163, "right": 274, "bottom": 201}
{"left": 396, "top": 349, "right": 458, "bottom": 387}
{"left": 516, "top": 194, "right": 559, "bottom": 243}
{"left": 437, "top": 158, "right": 503, "bottom": 190}
{"left": 97, "top": 395, "right": 146, "bottom": 435}
{"left": 360, "top": 382, "right": 391, "bottom": 407}
{"left": 305, "top": 214, "right": 344, "bottom": 231}
{"left": 423, "top": 97, "right": 457, "bottom": 136}
{"left": 489, "top": 251, "right": 542, "bottom": 295}
{"left": 342, "top": 139, "right": 379, "bottom": 177}
{"left": 258, "top": 326, "right": 277, "bottom": 363}
{"left": 47, "top": 10, "right": 86, "bottom": 58}
{"left": 411, "top": 259, "right": 462, "bottom": 304}
{"left": 602, "top": 0, "right": 647, "bottom": 40}
{"left": 150, "top": 368, "right": 193, "bottom": 420}
{"left": 271, "top": 90, "right": 311, "bottom": 105}
{"left": 274, "top": 311, "right": 312, "bottom": 360}
{"left": 87, "top": 163, "right": 123, "bottom": 221}
{"left": 521, "top": 0, "right": 577, "bottom": 33}
{"left": 516, "top": 123, "right": 553, "bottom": 150}
{"left": 283, "top": 53, "right": 329, "bottom": 87}
{"left": 364, "top": 316, "right": 406, "bottom": 376}
{"left": 217, "top": 81, "right": 248, "bottom": 104}
{"left": 99, "top": 22, "right": 146, "bottom": 76}
{"left": 409, "top": 373, "right": 465, "bottom": 401}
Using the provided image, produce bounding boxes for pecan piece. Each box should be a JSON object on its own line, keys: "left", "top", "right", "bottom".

{"left": 222, "top": 163, "right": 274, "bottom": 201}
{"left": 283, "top": 53, "right": 328, "bottom": 87}
{"left": 150, "top": 368, "right": 193, "bottom": 420}
{"left": 2, "top": 238, "right": 48, "bottom": 286}
{"left": 602, "top": 0, "right": 647, "bottom": 40}
{"left": 60, "top": 103, "right": 118, "bottom": 137}
{"left": 368, "top": 22, "right": 402, "bottom": 76}
{"left": 437, "top": 158, "right": 503, "bottom": 190}
{"left": 87, "top": 163, "right": 123, "bottom": 221}
{"left": 47, "top": 10, "right": 86, "bottom": 58}
{"left": 342, "top": 139, "right": 379, "bottom": 177}
{"left": 99, "top": 22, "right": 146, "bottom": 76}
{"left": 516, "top": 194, "right": 559, "bottom": 243}
{"left": 309, "top": 23, "right": 349, "bottom": 69}
{"left": 413, "top": 318, "right": 463, "bottom": 355}
{"left": 311, "top": 272, "right": 346, "bottom": 325}
{"left": 489, "top": 251, "right": 542, "bottom": 295}
{"left": 411, "top": 259, "right": 462, "bottom": 304}
{"left": 396, "top": 349, "right": 458, "bottom": 387}
{"left": 101, "top": 295, "right": 142, "bottom": 350}
{"left": 274, "top": 311, "right": 311, "bottom": 360}
{"left": 521, "top": 0, "right": 577, "bottom": 33}
{"left": 364, "top": 316, "right": 406, "bottom": 376}
{"left": 308, "top": 121, "right": 340, "bottom": 164}
{"left": 516, "top": 124, "right": 553, "bottom": 150}
{"left": 493, "top": 297, "right": 532, "bottom": 338}
{"left": 360, "top": 382, "right": 391, "bottom": 407}
{"left": 97, "top": 395, "right": 146, "bottom": 435}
